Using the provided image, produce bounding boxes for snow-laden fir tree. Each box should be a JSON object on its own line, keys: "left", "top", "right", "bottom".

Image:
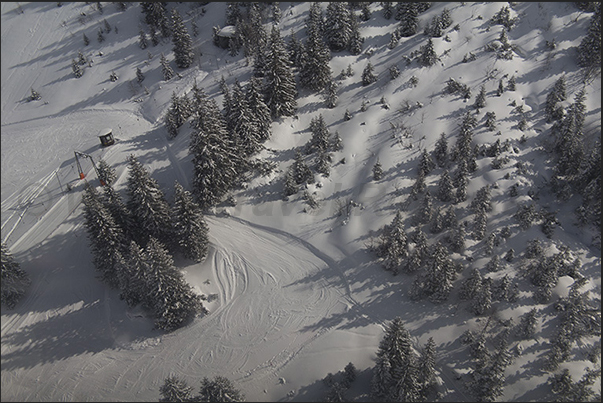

{"left": 136, "top": 66, "right": 145, "bottom": 83}
{"left": 417, "top": 189, "right": 433, "bottom": 225}
{"left": 410, "top": 242, "right": 457, "bottom": 303}
{"left": 433, "top": 132, "right": 448, "bottom": 168}
{"left": 324, "top": 2, "right": 352, "bottom": 52}
{"left": 170, "top": 9, "right": 194, "bottom": 69}
{"left": 371, "top": 318, "right": 417, "bottom": 400}
{"left": 417, "top": 337, "right": 438, "bottom": 401}
{"left": 83, "top": 32, "right": 90, "bottom": 46}
{"left": 292, "top": 150, "right": 314, "bottom": 185}
{"left": 305, "top": 114, "right": 331, "bottom": 155}
{"left": 348, "top": 6, "right": 364, "bottom": 55}
{"left": 125, "top": 154, "right": 173, "bottom": 247}
{"left": 264, "top": 26, "right": 297, "bottom": 119}
{"left": 470, "top": 277, "right": 492, "bottom": 316}
{"left": 373, "top": 159, "right": 383, "bottom": 181}
{"left": 361, "top": 61, "right": 377, "bottom": 86}
{"left": 315, "top": 147, "right": 332, "bottom": 177}
{"left": 493, "top": 274, "right": 519, "bottom": 303}
{"left": 418, "top": 148, "right": 436, "bottom": 177}
{"left": 448, "top": 222, "right": 466, "bottom": 253}
{"left": 96, "top": 158, "right": 117, "bottom": 186}
{"left": 545, "top": 76, "right": 567, "bottom": 123}
{"left": 576, "top": 4, "right": 601, "bottom": 71}
{"left": 419, "top": 38, "right": 438, "bottom": 67}
{"left": 442, "top": 205, "right": 458, "bottom": 230}
{"left": 229, "top": 80, "right": 262, "bottom": 157}
{"left": 159, "top": 375, "right": 194, "bottom": 402}
{"left": 459, "top": 267, "right": 483, "bottom": 301}
{"left": 287, "top": 30, "right": 304, "bottom": 69}
{"left": 324, "top": 79, "right": 338, "bottom": 108}
{"left": 331, "top": 130, "right": 343, "bottom": 151}
{"left": 343, "top": 362, "right": 357, "bottom": 388}
{"left": 171, "top": 181, "right": 209, "bottom": 263}
{"left": 396, "top": 3, "right": 419, "bottom": 36}
{"left": 473, "top": 208, "right": 488, "bottom": 240}
{"left": 474, "top": 85, "right": 487, "bottom": 109}
{"left": 72, "top": 58, "right": 83, "bottom": 78}
{"left": 160, "top": 53, "right": 174, "bottom": 81}
{"left": 165, "top": 92, "right": 190, "bottom": 139}
{"left": 82, "top": 183, "right": 127, "bottom": 289}
{"left": 549, "top": 368, "right": 602, "bottom": 402}
{"left": 144, "top": 236, "right": 206, "bottom": 331}
{"left": 437, "top": 169, "right": 454, "bottom": 202}
{"left": 197, "top": 376, "right": 245, "bottom": 402}
{"left": 246, "top": 77, "right": 272, "bottom": 141}
{"left": 97, "top": 28, "right": 105, "bottom": 43}
{"left": 429, "top": 204, "right": 446, "bottom": 233}
{"left": 282, "top": 168, "right": 298, "bottom": 198}
{"left": 116, "top": 240, "right": 148, "bottom": 307}
{"left": 486, "top": 254, "right": 502, "bottom": 272}
{"left": 1, "top": 242, "right": 31, "bottom": 309}
{"left": 189, "top": 98, "right": 242, "bottom": 209}
{"left": 554, "top": 88, "right": 586, "bottom": 178}
{"left": 471, "top": 185, "right": 493, "bottom": 213}
{"left": 382, "top": 2, "right": 393, "bottom": 19}
{"left": 376, "top": 210, "right": 409, "bottom": 274}
{"left": 140, "top": 2, "right": 170, "bottom": 39}
{"left": 300, "top": 26, "right": 332, "bottom": 92}
{"left": 100, "top": 184, "right": 132, "bottom": 239}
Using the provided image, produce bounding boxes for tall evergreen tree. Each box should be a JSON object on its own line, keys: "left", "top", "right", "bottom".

{"left": 160, "top": 53, "right": 175, "bottom": 81}
{"left": 159, "top": 375, "right": 194, "bottom": 402}
{"left": 190, "top": 99, "right": 242, "bottom": 209}
{"left": 171, "top": 8, "right": 195, "bottom": 69}
{"left": 172, "top": 181, "right": 209, "bottom": 263}
{"left": 144, "top": 237, "right": 206, "bottom": 331}
{"left": 125, "top": 154, "right": 173, "bottom": 247}
{"left": 545, "top": 76, "right": 567, "bottom": 123}
{"left": 264, "top": 26, "right": 297, "bottom": 119}
{"left": 437, "top": 169, "right": 454, "bottom": 202}
{"left": 300, "top": 26, "right": 332, "bottom": 92}
{"left": 577, "top": 4, "right": 601, "bottom": 71}
{"left": 1, "top": 242, "right": 30, "bottom": 309}
{"left": 348, "top": 7, "right": 364, "bottom": 55}
{"left": 165, "top": 91, "right": 189, "bottom": 139}
{"left": 410, "top": 242, "right": 457, "bottom": 303}
{"left": 376, "top": 210, "right": 409, "bottom": 274}
{"left": 117, "top": 240, "right": 149, "bottom": 307}
{"left": 100, "top": 184, "right": 132, "bottom": 238}
{"left": 82, "top": 183, "right": 127, "bottom": 288}
{"left": 361, "top": 61, "right": 378, "bottom": 86}
{"left": 138, "top": 29, "right": 148, "bottom": 49}
{"left": 229, "top": 80, "right": 262, "bottom": 157}
{"left": 397, "top": 3, "right": 419, "bottom": 37}
{"left": 433, "top": 132, "right": 448, "bottom": 168}
{"left": 324, "top": 2, "right": 353, "bottom": 52}
{"left": 96, "top": 158, "right": 117, "bottom": 186}
{"left": 196, "top": 376, "right": 245, "bottom": 402}
{"left": 246, "top": 77, "right": 272, "bottom": 141}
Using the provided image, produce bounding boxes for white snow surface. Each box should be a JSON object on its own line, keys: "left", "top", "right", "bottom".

{"left": 1, "top": 2, "right": 600, "bottom": 402}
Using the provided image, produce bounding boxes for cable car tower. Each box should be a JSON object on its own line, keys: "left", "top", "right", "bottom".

{"left": 74, "top": 151, "right": 106, "bottom": 186}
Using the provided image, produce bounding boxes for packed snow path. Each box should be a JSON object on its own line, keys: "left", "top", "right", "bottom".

{"left": 1, "top": 213, "right": 354, "bottom": 402}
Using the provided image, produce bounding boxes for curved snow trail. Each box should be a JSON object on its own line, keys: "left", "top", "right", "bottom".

{"left": 0, "top": 215, "right": 352, "bottom": 402}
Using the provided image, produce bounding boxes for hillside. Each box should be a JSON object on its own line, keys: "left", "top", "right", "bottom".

{"left": 1, "top": 2, "right": 600, "bottom": 402}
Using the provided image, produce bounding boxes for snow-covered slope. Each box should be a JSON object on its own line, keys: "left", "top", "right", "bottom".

{"left": 2, "top": 2, "right": 600, "bottom": 402}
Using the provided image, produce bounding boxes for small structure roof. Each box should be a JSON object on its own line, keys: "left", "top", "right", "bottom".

{"left": 217, "top": 25, "right": 236, "bottom": 38}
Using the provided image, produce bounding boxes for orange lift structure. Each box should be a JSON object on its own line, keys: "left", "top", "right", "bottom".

{"left": 74, "top": 151, "right": 106, "bottom": 186}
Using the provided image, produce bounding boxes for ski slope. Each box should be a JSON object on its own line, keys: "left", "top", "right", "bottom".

{"left": 2, "top": 2, "right": 600, "bottom": 402}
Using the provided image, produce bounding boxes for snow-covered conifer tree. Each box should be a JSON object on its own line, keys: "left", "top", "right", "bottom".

{"left": 373, "top": 159, "right": 383, "bottom": 181}
{"left": 324, "top": 2, "right": 352, "bottom": 52}
{"left": 159, "top": 375, "right": 193, "bottom": 402}
{"left": 361, "top": 61, "right": 377, "bottom": 86}
{"left": 300, "top": 23, "right": 332, "bottom": 92}
{"left": 82, "top": 183, "right": 127, "bottom": 288}
{"left": 125, "top": 155, "right": 173, "bottom": 247}
{"left": 171, "top": 9, "right": 194, "bottom": 69}
{"left": 246, "top": 77, "right": 272, "bottom": 141}
{"left": 1, "top": 242, "right": 30, "bottom": 309}
{"left": 171, "top": 181, "right": 209, "bottom": 263}
{"left": 144, "top": 237, "right": 206, "bottom": 331}
{"left": 376, "top": 210, "right": 409, "bottom": 274}
{"left": 264, "top": 26, "right": 297, "bottom": 119}
{"left": 437, "top": 170, "right": 454, "bottom": 202}
{"left": 160, "top": 53, "right": 174, "bottom": 81}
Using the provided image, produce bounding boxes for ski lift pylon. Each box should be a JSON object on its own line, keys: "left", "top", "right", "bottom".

{"left": 74, "top": 151, "right": 106, "bottom": 186}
